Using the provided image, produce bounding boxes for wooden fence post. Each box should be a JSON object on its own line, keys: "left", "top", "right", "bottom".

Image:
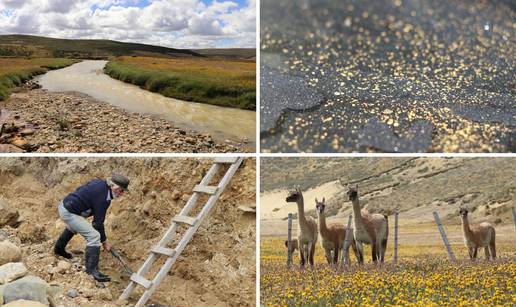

{"left": 433, "top": 211, "right": 456, "bottom": 261}
{"left": 512, "top": 207, "right": 516, "bottom": 232}
{"left": 341, "top": 214, "right": 353, "bottom": 267}
{"left": 393, "top": 211, "right": 399, "bottom": 265}
{"left": 287, "top": 213, "right": 293, "bottom": 268}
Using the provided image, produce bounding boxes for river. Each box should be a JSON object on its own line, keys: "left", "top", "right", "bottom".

{"left": 35, "top": 60, "right": 255, "bottom": 145}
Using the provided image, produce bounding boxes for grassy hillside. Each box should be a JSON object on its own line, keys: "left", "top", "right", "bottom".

{"left": 0, "top": 34, "right": 200, "bottom": 59}
{"left": 261, "top": 157, "right": 415, "bottom": 192}
{"left": 261, "top": 157, "right": 515, "bottom": 222}
{"left": 105, "top": 56, "right": 256, "bottom": 110}
{"left": 0, "top": 58, "right": 78, "bottom": 100}
{"left": 192, "top": 48, "right": 256, "bottom": 59}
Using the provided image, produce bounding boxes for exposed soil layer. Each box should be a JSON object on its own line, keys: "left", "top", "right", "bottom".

{"left": 0, "top": 157, "right": 256, "bottom": 306}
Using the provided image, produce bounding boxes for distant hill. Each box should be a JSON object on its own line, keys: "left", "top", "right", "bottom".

{"left": 0, "top": 34, "right": 201, "bottom": 59}
{"left": 192, "top": 48, "right": 256, "bottom": 60}
{"left": 261, "top": 157, "right": 516, "bottom": 223}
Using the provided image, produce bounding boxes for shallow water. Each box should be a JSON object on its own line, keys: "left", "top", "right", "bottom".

{"left": 35, "top": 60, "right": 256, "bottom": 145}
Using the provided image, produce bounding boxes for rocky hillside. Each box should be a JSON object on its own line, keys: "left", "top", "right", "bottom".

{"left": 261, "top": 157, "right": 515, "bottom": 224}
{"left": 0, "top": 157, "right": 255, "bottom": 306}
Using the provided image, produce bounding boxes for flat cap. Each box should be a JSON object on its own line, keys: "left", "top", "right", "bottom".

{"left": 111, "top": 173, "right": 129, "bottom": 191}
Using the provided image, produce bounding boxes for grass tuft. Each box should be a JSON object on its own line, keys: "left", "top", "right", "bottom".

{"left": 0, "top": 58, "right": 78, "bottom": 100}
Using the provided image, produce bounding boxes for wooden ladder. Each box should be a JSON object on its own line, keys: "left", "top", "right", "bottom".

{"left": 119, "top": 157, "right": 244, "bottom": 306}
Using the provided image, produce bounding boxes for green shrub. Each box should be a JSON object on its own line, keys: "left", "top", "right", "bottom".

{"left": 0, "top": 85, "right": 10, "bottom": 100}
{"left": 0, "top": 58, "right": 77, "bottom": 101}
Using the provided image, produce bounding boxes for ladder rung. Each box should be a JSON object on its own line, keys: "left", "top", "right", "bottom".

{"left": 213, "top": 157, "right": 239, "bottom": 163}
{"left": 119, "top": 155, "right": 244, "bottom": 306}
{"left": 130, "top": 273, "right": 152, "bottom": 289}
{"left": 172, "top": 215, "right": 197, "bottom": 226}
{"left": 150, "top": 246, "right": 176, "bottom": 257}
{"left": 193, "top": 185, "right": 218, "bottom": 194}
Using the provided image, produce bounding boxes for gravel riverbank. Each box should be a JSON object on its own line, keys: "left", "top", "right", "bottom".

{"left": 0, "top": 87, "right": 249, "bottom": 153}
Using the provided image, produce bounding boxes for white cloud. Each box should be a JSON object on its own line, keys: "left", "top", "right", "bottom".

{"left": 0, "top": 0, "right": 256, "bottom": 48}
{"left": 188, "top": 14, "right": 223, "bottom": 35}
{"left": 207, "top": 1, "right": 238, "bottom": 14}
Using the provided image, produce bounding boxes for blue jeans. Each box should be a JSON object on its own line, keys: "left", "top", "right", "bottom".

{"left": 58, "top": 202, "right": 101, "bottom": 247}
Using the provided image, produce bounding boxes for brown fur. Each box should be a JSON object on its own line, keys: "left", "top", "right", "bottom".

{"left": 285, "top": 238, "right": 299, "bottom": 253}
{"left": 460, "top": 208, "right": 496, "bottom": 260}
{"left": 286, "top": 188, "right": 318, "bottom": 269}
{"left": 347, "top": 186, "right": 389, "bottom": 264}
{"left": 316, "top": 198, "right": 359, "bottom": 266}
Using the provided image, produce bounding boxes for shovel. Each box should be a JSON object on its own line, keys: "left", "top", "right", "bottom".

{"left": 109, "top": 247, "right": 134, "bottom": 275}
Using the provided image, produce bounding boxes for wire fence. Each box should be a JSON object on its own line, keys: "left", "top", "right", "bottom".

{"left": 284, "top": 208, "right": 516, "bottom": 267}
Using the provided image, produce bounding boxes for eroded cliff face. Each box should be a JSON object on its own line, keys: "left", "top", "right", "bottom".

{"left": 261, "top": 157, "right": 515, "bottom": 224}
{"left": 0, "top": 157, "right": 256, "bottom": 306}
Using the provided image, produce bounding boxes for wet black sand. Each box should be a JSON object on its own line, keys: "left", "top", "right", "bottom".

{"left": 260, "top": 0, "right": 515, "bottom": 153}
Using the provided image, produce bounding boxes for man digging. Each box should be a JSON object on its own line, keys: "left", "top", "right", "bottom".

{"left": 53, "top": 174, "right": 129, "bottom": 282}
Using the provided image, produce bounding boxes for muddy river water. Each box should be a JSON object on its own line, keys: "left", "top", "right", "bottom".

{"left": 35, "top": 60, "right": 255, "bottom": 145}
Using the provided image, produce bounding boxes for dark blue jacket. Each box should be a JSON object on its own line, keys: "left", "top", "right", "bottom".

{"left": 63, "top": 179, "right": 112, "bottom": 242}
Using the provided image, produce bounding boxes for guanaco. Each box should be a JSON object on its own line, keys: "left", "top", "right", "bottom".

{"left": 315, "top": 197, "right": 358, "bottom": 266}
{"left": 459, "top": 208, "right": 496, "bottom": 260}
{"left": 347, "top": 185, "right": 389, "bottom": 264}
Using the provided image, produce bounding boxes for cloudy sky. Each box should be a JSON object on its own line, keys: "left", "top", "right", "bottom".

{"left": 0, "top": 0, "right": 256, "bottom": 48}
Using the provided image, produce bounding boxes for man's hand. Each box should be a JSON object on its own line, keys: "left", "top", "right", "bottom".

{"left": 102, "top": 241, "right": 112, "bottom": 251}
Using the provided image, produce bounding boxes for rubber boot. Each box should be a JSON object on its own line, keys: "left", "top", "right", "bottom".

{"left": 54, "top": 228, "right": 75, "bottom": 259}
{"left": 85, "top": 246, "right": 111, "bottom": 282}
{"left": 95, "top": 265, "right": 110, "bottom": 279}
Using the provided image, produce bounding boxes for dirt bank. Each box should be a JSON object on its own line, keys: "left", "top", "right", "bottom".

{"left": 0, "top": 87, "right": 250, "bottom": 153}
{"left": 261, "top": 157, "right": 515, "bottom": 224}
{"left": 0, "top": 157, "right": 256, "bottom": 306}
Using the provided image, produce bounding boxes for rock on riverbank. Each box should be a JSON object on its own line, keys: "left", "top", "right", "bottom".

{"left": 0, "top": 89, "right": 248, "bottom": 153}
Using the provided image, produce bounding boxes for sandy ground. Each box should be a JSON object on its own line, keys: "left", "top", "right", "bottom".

{"left": 260, "top": 180, "right": 340, "bottom": 219}
{"left": 0, "top": 157, "right": 256, "bottom": 306}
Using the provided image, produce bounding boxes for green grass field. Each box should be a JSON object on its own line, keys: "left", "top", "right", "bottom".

{"left": 0, "top": 58, "right": 78, "bottom": 100}
{"left": 105, "top": 56, "right": 256, "bottom": 110}
{"left": 192, "top": 48, "right": 256, "bottom": 59}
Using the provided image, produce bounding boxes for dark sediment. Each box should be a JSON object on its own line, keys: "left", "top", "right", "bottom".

{"left": 261, "top": 0, "right": 515, "bottom": 153}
